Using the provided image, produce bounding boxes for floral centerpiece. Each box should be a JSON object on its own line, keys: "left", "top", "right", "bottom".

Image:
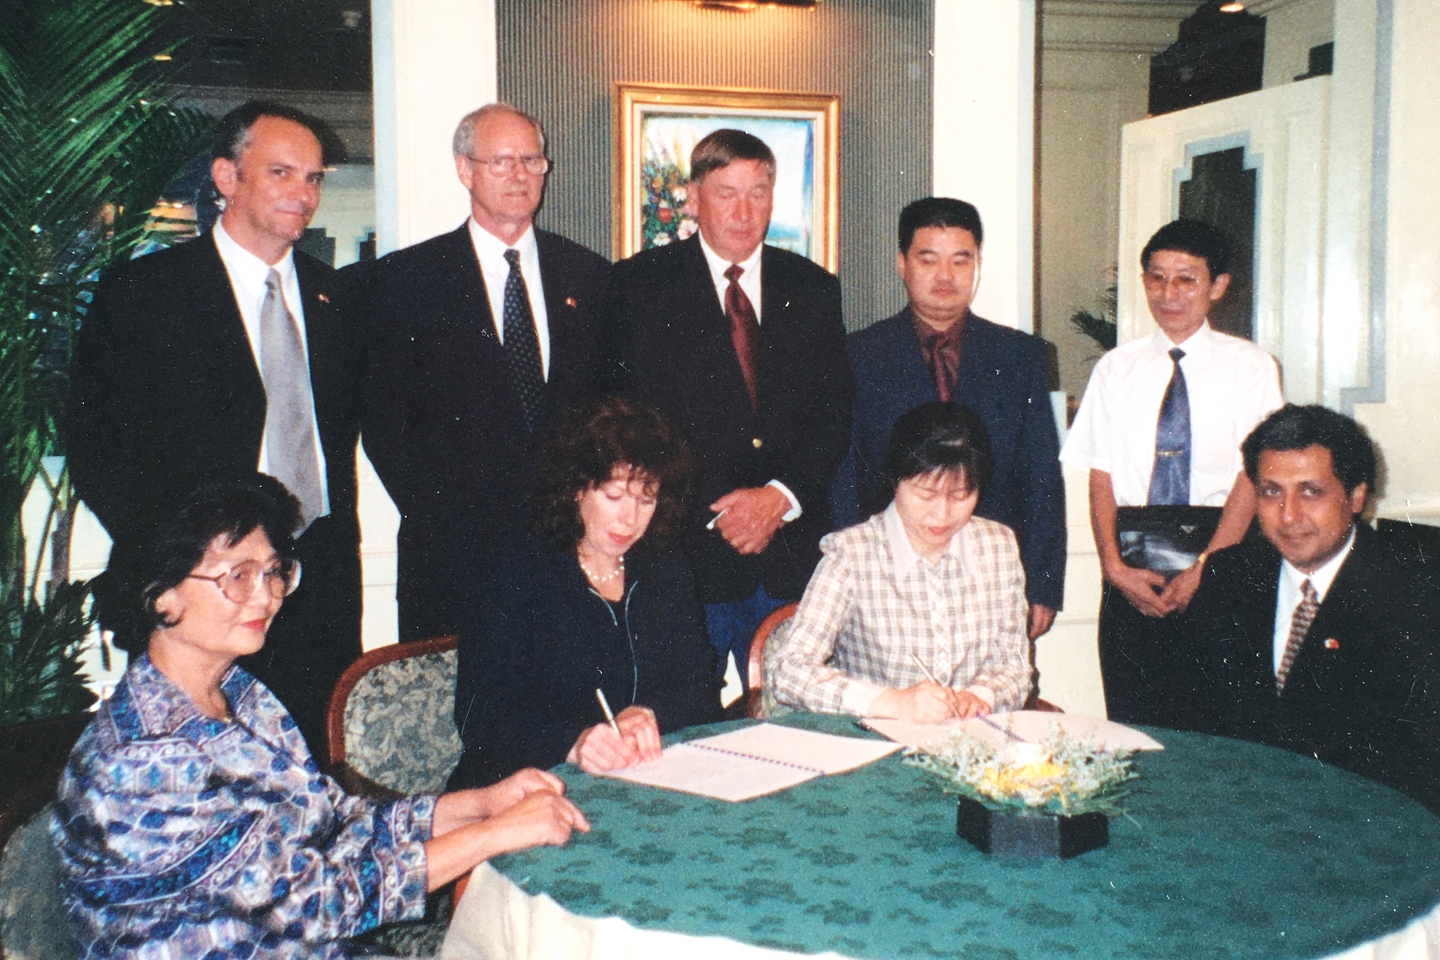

{"left": 907, "top": 727, "right": 1138, "bottom": 858}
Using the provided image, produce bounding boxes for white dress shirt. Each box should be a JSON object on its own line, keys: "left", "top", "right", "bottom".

{"left": 1061, "top": 321, "right": 1282, "bottom": 506}
{"left": 212, "top": 222, "right": 330, "bottom": 515}
{"left": 1273, "top": 525, "right": 1356, "bottom": 675}
{"left": 695, "top": 232, "right": 800, "bottom": 521}
{"left": 467, "top": 219, "right": 550, "bottom": 379}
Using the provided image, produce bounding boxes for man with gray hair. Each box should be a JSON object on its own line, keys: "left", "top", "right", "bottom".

{"left": 358, "top": 102, "right": 609, "bottom": 640}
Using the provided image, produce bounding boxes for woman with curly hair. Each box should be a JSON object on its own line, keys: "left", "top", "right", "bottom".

{"left": 448, "top": 397, "right": 722, "bottom": 789}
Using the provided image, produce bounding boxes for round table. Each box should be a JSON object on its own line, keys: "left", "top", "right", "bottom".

{"left": 448, "top": 714, "right": 1440, "bottom": 960}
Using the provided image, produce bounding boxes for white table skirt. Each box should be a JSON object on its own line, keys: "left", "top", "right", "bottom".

{"left": 441, "top": 862, "right": 1440, "bottom": 960}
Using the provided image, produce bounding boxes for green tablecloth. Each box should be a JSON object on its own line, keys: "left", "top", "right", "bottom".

{"left": 491, "top": 714, "right": 1440, "bottom": 959}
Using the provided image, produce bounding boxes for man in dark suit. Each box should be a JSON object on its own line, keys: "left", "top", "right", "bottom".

{"left": 607, "top": 129, "right": 851, "bottom": 686}
{"left": 358, "top": 103, "right": 609, "bottom": 641}
{"left": 68, "top": 102, "right": 361, "bottom": 759}
{"left": 840, "top": 197, "right": 1064, "bottom": 640}
{"left": 1190, "top": 404, "right": 1439, "bottom": 810}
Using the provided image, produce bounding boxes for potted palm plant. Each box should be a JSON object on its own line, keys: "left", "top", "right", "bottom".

{"left": 0, "top": 0, "right": 213, "bottom": 731}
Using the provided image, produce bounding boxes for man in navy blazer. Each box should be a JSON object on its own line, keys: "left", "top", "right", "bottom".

{"left": 69, "top": 103, "right": 362, "bottom": 759}
{"left": 606, "top": 129, "right": 851, "bottom": 683}
{"left": 840, "top": 198, "right": 1064, "bottom": 639}
{"left": 357, "top": 103, "right": 609, "bottom": 641}
{"left": 1189, "top": 405, "right": 1439, "bottom": 810}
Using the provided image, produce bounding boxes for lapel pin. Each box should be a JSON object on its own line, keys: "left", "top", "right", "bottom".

{"left": 565, "top": 296, "right": 578, "bottom": 308}
{"left": 1323, "top": 638, "right": 1340, "bottom": 650}
{"left": 317, "top": 293, "right": 330, "bottom": 303}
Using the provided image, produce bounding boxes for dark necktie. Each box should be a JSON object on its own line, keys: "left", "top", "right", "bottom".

{"left": 1276, "top": 579, "right": 1319, "bottom": 693}
{"left": 260, "top": 269, "right": 323, "bottom": 531}
{"left": 1147, "top": 347, "right": 1191, "bottom": 506}
{"left": 724, "top": 263, "right": 760, "bottom": 413}
{"left": 502, "top": 248, "right": 544, "bottom": 433}
{"left": 921, "top": 325, "right": 962, "bottom": 403}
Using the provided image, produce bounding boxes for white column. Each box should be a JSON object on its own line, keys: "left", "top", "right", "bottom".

{"left": 1356, "top": 0, "right": 1440, "bottom": 521}
{"left": 932, "top": 0, "right": 1037, "bottom": 332}
{"left": 372, "top": 0, "right": 497, "bottom": 255}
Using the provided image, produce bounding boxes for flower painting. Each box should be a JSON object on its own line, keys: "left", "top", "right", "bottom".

{"left": 615, "top": 83, "right": 838, "bottom": 271}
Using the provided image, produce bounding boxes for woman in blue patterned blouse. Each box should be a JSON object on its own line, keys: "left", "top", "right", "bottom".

{"left": 51, "top": 474, "right": 589, "bottom": 959}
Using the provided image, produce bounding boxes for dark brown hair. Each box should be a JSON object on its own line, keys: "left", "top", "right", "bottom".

{"left": 689, "top": 128, "right": 776, "bottom": 184}
{"left": 531, "top": 397, "right": 695, "bottom": 552}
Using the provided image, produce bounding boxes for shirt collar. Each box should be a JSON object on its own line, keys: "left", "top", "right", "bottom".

{"left": 468, "top": 217, "right": 537, "bottom": 262}
{"left": 212, "top": 220, "right": 295, "bottom": 280}
{"left": 883, "top": 502, "right": 967, "bottom": 579}
{"left": 1280, "top": 524, "right": 1357, "bottom": 603}
{"left": 116, "top": 654, "right": 253, "bottom": 741}
{"left": 698, "top": 231, "right": 763, "bottom": 283}
{"left": 1149, "top": 319, "right": 1215, "bottom": 362}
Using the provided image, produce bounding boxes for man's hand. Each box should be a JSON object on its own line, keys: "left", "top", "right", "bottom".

{"left": 1158, "top": 562, "right": 1204, "bottom": 613}
{"left": 1103, "top": 561, "right": 1175, "bottom": 618}
{"left": 710, "top": 486, "right": 790, "bottom": 555}
{"left": 1027, "top": 604, "right": 1057, "bottom": 640}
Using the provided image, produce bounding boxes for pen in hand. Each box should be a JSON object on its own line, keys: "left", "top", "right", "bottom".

{"left": 705, "top": 508, "right": 729, "bottom": 531}
{"left": 595, "top": 688, "right": 621, "bottom": 736}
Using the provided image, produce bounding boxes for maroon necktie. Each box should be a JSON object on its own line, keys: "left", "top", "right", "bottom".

{"left": 724, "top": 264, "right": 760, "bottom": 412}
{"left": 918, "top": 323, "right": 962, "bottom": 403}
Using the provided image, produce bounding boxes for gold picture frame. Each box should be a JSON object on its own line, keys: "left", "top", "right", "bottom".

{"left": 613, "top": 81, "right": 840, "bottom": 272}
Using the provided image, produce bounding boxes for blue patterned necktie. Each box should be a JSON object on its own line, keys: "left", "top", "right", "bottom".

{"left": 1147, "top": 347, "right": 1191, "bottom": 506}
{"left": 502, "top": 248, "right": 544, "bottom": 433}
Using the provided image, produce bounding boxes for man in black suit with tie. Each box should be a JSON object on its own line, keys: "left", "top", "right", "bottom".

{"left": 69, "top": 102, "right": 361, "bottom": 759}
{"left": 358, "top": 103, "right": 609, "bottom": 641}
{"left": 606, "top": 129, "right": 851, "bottom": 686}
{"left": 1190, "top": 404, "right": 1439, "bottom": 810}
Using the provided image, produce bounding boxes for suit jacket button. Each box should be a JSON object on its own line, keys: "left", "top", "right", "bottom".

{"left": 752, "top": 437, "right": 763, "bottom": 449}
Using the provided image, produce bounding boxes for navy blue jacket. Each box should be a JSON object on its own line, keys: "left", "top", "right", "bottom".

{"left": 448, "top": 534, "right": 722, "bottom": 789}
{"left": 839, "top": 309, "right": 1065, "bottom": 609}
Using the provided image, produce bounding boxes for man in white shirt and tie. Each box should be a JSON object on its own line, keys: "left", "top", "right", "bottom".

{"left": 357, "top": 103, "right": 610, "bottom": 641}
{"left": 1062, "top": 219, "right": 1282, "bottom": 727}
{"left": 69, "top": 102, "right": 362, "bottom": 760}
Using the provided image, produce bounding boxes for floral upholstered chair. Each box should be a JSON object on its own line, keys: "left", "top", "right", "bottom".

{"left": 326, "top": 635, "right": 463, "bottom": 957}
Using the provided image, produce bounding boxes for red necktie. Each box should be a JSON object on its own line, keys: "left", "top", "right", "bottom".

{"left": 724, "top": 264, "right": 760, "bottom": 412}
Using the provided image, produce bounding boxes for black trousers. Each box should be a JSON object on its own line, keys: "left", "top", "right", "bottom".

{"left": 1098, "top": 582, "right": 1207, "bottom": 731}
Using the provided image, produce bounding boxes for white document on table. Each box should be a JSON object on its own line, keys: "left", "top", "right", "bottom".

{"left": 863, "top": 711, "right": 1165, "bottom": 754}
{"left": 596, "top": 723, "right": 902, "bottom": 802}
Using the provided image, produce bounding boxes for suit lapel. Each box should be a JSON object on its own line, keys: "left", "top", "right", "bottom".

{"left": 192, "top": 234, "right": 266, "bottom": 437}
{"left": 1290, "top": 526, "right": 1372, "bottom": 684}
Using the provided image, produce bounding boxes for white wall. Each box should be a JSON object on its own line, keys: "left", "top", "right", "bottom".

{"left": 1257, "top": 0, "right": 1336, "bottom": 89}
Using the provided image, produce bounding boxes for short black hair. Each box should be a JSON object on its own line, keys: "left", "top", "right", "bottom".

{"left": 689, "top": 129, "right": 776, "bottom": 184}
{"left": 211, "top": 100, "right": 343, "bottom": 165}
{"left": 1141, "top": 218, "right": 1231, "bottom": 279}
{"left": 879, "top": 402, "right": 994, "bottom": 505}
{"left": 898, "top": 197, "right": 984, "bottom": 253}
{"left": 530, "top": 397, "right": 695, "bottom": 553}
{"left": 92, "top": 474, "right": 302, "bottom": 657}
{"left": 1241, "top": 404, "right": 1377, "bottom": 496}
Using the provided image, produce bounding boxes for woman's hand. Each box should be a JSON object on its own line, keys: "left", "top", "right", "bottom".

{"left": 869, "top": 681, "right": 960, "bottom": 724}
{"left": 424, "top": 788, "right": 590, "bottom": 891}
{"left": 433, "top": 769, "right": 569, "bottom": 834}
{"left": 568, "top": 705, "right": 662, "bottom": 773}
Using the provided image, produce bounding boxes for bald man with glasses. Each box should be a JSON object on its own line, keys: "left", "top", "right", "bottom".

{"left": 356, "top": 102, "right": 610, "bottom": 641}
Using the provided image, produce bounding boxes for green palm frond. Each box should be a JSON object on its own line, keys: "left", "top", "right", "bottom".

{"left": 0, "top": 0, "right": 211, "bottom": 725}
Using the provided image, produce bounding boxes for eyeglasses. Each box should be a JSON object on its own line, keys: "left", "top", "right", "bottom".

{"left": 188, "top": 560, "right": 301, "bottom": 604}
{"left": 466, "top": 153, "right": 550, "bottom": 176}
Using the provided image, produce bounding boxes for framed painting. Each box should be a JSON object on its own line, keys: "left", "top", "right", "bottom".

{"left": 613, "top": 82, "right": 839, "bottom": 271}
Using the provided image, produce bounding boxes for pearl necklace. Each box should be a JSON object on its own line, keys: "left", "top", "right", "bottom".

{"left": 578, "top": 552, "right": 625, "bottom": 584}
